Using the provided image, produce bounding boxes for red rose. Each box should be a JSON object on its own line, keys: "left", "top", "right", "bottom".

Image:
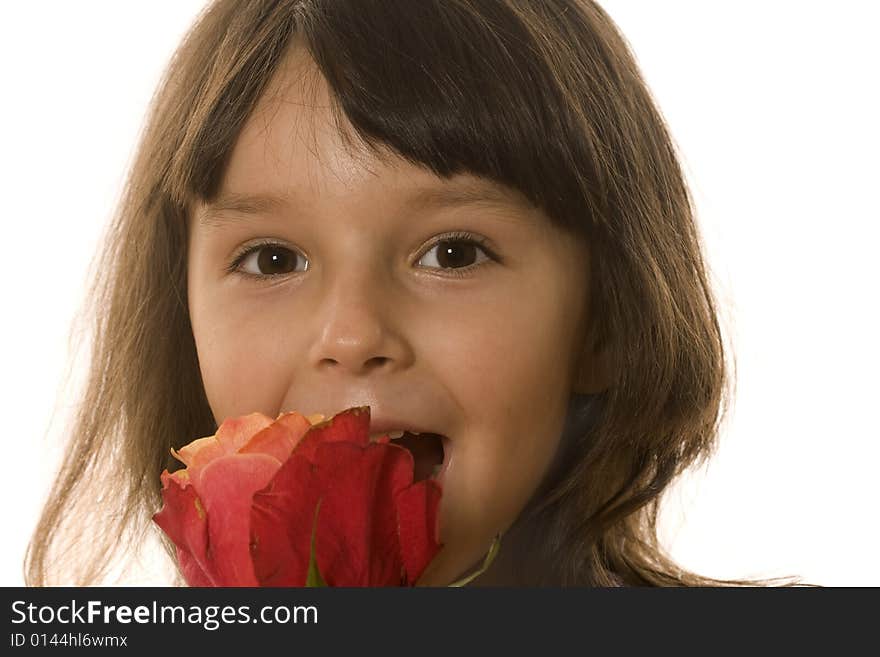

{"left": 153, "top": 407, "right": 443, "bottom": 587}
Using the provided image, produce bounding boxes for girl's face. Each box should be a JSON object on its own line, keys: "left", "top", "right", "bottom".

{"left": 187, "top": 48, "right": 594, "bottom": 585}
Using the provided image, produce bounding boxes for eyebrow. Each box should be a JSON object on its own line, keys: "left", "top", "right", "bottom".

{"left": 197, "top": 181, "right": 536, "bottom": 228}
{"left": 198, "top": 193, "right": 289, "bottom": 227}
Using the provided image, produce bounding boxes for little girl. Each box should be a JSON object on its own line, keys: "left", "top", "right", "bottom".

{"left": 27, "top": 0, "right": 800, "bottom": 586}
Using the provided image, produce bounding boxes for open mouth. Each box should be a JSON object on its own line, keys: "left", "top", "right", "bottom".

{"left": 371, "top": 431, "right": 446, "bottom": 483}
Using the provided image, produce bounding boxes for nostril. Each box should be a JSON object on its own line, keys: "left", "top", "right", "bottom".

{"left": 319, "top": 356, "right": 393, "bottom": 373}
{"left": 364, "top": 356, "right": 391, "bottom": 370}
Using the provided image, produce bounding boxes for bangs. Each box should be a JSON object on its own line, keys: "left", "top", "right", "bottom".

{"left": 175, "top": 0, "right": 613, "bottom": 236}
{"left": 297, "top": 0, "right": 600, "bottom": 235}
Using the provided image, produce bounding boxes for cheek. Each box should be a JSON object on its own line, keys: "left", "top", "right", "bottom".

{"left": 429, "top": 290, "right": 575, "bottom": 488}
{"left": 428, "top": 286, "right": 578, "bottom": 428}
{"left": 427, "top": 274, "right": 582, "bottom": 537}
{"left": 189, "top": 288, "right": 300, "bottom": 424}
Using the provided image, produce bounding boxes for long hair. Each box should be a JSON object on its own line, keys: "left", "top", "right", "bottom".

{"left": 27, "top": 0, "right": 802, "bottom": 586}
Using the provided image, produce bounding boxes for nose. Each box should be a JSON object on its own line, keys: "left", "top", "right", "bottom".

{"left": 308, "top": 266, "right": 411, "bottom": 376}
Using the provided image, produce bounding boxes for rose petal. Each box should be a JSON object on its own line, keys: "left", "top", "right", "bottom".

{"left": 396, "top": 479, "right": 443, "bottom": 585}
{"left": 293, "top": 406, "right": 371, "bottom": 462}
{"left": 152, "top": 470, "right": 216, "bottom": 586}
{"left": 309, "top": 441, "right": 413, "bottom": 586}
{"left": 172, "top": 412, "right": 274, "bottom": 488}
{"left": 251, "top": 439, "right": 414, "bottom": 586}
{"left": 197, "top": 452, "right": 283, "bottom": 586}
{"left": 250, "top": 452, "right": 322, "bottom": 586}
{"left": 238, "top": 411, "right": 312, "bottom": 462}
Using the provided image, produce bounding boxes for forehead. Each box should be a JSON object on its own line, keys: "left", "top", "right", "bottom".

{"left": 213, "top": 45, "right": 537, "bottom": 220}
{"left": 220, "top": 44, "right": 364, "bottom": 195}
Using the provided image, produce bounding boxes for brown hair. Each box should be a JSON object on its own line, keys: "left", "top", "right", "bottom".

{"left": 27, "top": 0, "right": 803, "bottom": 586}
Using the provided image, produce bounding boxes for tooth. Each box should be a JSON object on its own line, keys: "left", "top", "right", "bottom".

{"left": 388, "top": 430, "right": 404, "bottom": 439}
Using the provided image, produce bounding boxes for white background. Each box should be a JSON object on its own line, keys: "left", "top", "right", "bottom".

{"left": 1, "top": 1, "right": 877, "bottom": 586}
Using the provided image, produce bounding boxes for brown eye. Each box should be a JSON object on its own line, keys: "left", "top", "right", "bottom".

{"left": 418, "top": 237, "right": 490, "bottom": 270}
{"left": 237, "top": 244, "right": 308, "bottom": 277}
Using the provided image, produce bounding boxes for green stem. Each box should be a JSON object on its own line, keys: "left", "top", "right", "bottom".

{"left": 305, "top": 499, "right": 327, "bottom": 587}
{"left": 447, "top": 534, "right": 502, "bottom": 587}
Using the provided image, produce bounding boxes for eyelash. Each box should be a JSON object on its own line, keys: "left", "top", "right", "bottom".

{"left": 225, "top": 231, "right": 499, "bottom": 282}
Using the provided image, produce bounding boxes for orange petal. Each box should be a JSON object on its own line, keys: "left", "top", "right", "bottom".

{"left": 173, "top": 412, "right": 274, "bottom": 488}
{"left": 239, "top": 411, "right": 313, "bottom": 462}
